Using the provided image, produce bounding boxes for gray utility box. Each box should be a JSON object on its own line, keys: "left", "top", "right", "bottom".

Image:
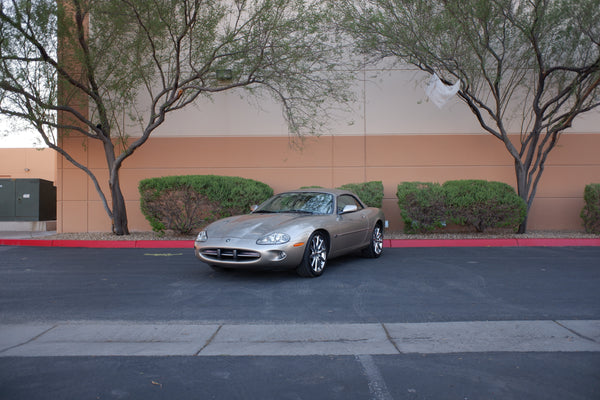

{"left": 0, "top": 179, "right": 57, "bottom": 221}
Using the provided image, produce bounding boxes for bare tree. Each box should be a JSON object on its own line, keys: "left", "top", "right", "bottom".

{"left": 333, "top": 0, "right": 600, "bottom": 232}
{"left": 1, "top": 0, "right": 352, "bottom": 234}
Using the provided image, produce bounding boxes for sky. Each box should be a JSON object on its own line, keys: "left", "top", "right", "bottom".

{"left": 0, "top": 116, "right": 47, "bottom": 148}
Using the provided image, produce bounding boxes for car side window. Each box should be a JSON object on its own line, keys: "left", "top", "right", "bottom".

{"left": 337, "top": 194, "right": 363, "bottom": 214}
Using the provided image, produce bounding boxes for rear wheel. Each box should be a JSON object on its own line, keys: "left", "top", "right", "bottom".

{"left": 363, "top": 223, "right": 383, "bottom": 258}
{"left": 296, "top": 231, "right": 328, "bottom": 277}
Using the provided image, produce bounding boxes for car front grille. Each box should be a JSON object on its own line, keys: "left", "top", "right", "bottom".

{"left": 200, "top": 248, "right": 261, "bottom": 262}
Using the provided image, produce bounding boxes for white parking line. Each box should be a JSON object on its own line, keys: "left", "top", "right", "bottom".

{"left": 356, "top": 354, "right": 394, "bottom": 400}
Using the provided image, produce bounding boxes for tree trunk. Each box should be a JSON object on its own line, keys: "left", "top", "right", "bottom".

{"left": 515, "top": 162, "right": 529, "bottom": 234}
{"left": 103, "top": 136, "right": 129, "bottom": 236}
{"left": 518, "top": 213, "right": 528, "bottom": 234}
{"left": 110, "top": 170, "right": 129, "bottom": 235}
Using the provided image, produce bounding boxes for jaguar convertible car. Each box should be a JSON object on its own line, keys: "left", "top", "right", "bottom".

{"left": 194, "top": 188, "right": 386, "bottom": 277}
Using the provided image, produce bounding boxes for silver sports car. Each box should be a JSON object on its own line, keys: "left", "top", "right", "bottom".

{"left": 194, "top": 188, "right": 386, "bottom": 277}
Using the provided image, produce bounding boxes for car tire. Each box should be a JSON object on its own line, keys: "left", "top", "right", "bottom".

{"left": 363, "top": 223, "right": 383, "bottom": 258}
{"left": 296, "top": 231, "right": 328, "bottom": 277}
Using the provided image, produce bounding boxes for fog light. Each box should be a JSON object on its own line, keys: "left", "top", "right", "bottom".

{"left": 274, "top": 251, "right": 287, "bottom": 261}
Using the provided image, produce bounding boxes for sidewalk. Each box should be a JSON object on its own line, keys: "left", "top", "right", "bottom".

{"left": 0, "top": 230, "right": 599, "bottom": 248}
{"left": 2, "top": 320, "right": 599, "bottom": 357}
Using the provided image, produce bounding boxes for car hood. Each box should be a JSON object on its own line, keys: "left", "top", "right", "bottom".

{"left": 206, "top": 213, "right": 312, "bottom": 239}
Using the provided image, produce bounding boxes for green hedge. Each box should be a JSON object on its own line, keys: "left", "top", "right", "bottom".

{"left": 443, "top": 180, "right": 527, "bottom": 232}
{"left": 397, "top": 180, "right": 526, "bottom": 233}
{"left": 396, "top": 182, "right": 447, "bottom": 233}
{"left": 300, "top": 181, "right": 384, "bottom": 208}
{"left": 139, "top": 175, "right": 273, "bottom": 234}
{"left": 338, "top": 181, "right": 384, "bottom": 208}
{"left": 581, "top": 184, "right": 600, "bottom": 234}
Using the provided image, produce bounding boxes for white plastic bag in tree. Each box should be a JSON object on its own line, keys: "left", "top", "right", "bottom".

{"left": 425, "top": 73, "right": 460, "bottom": 108}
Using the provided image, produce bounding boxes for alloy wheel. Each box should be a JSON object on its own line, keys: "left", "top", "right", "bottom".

{"left": 309, "top": 233, "right": 327, "bottom": 273}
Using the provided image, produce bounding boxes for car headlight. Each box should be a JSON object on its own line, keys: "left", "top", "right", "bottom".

{"left": 196, "top": 231, "right": 208, "bottom": 242}
{"left": 256, "top": 232, "right": 290, "bottom": 245}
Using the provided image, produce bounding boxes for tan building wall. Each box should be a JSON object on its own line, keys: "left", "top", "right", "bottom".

{"left": 0, "top": 148, "right": 57, "bottom": 182}
{"left": 56, "top": 132, "right": 600, "bottom": 233}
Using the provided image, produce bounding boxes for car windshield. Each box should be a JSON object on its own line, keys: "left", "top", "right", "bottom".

{"left": 254, "top": 192, "right": 334, "bottom": 215}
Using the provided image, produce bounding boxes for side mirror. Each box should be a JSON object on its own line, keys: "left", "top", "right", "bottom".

{"left": 341, "top": 204, "right": 358, "bottom": 214}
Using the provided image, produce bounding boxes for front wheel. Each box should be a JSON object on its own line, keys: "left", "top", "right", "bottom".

{"left": 363, "top": 223, "right": 383, "bottom": 258}
{"left": 296, "top": 232, "right": 328, "bottom": 277}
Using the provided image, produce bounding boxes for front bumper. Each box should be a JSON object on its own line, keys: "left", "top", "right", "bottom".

{"left": 194, "top": 237, "right": 306, "bottom": 269}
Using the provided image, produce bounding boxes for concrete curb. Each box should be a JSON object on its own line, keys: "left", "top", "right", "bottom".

{"left": 1, "top": 237, "right": 599, "bottom": 248}
{"left": 2, "top": 320, "right": 599, "bottom": 357}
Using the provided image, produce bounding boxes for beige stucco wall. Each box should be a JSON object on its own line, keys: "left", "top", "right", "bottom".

{"left": 140, "top": 68, "right": 600, "bottom": 138}
{"left": 0, "top": 148, "right": 57, "bottom": 182}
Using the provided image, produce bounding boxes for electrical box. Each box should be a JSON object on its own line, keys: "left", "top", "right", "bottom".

{"left": 0, "top": 179, "right": 56, "bottom": 221}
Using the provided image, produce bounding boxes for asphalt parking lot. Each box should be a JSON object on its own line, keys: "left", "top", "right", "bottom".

{"left": 1, "top": 245, "right": 599, "bottom": 399}
{"left": 1, "top": 246, "right": 599, "bottom": 324}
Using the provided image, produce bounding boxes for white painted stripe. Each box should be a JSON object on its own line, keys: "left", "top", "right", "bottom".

{"left": 356, "top": 355, "right": 394, "bottom": 400}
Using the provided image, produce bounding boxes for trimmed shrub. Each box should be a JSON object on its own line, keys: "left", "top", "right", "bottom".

{"left": 300, "top": 182, "right": 383, "bottom": 208}
{"left": 443, "top": 180, "right": 527, "bottom": 232}
{"left": 397, "top": 182, "right": 447, "bottom": 233}
{"left": 581, "top": 184, "right": 600, "bottom": 234}
{"left": 338, "top": 181, "right": 384, "bottom": 208}
{"left": 139, "top": 175, "right": 273, "bottom": 235}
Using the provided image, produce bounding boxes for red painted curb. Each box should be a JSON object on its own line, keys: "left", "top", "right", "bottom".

{"left": 0, "top": 239, "right": 54, "bottom": 247}
{"left": 383, "top": 238, "right": 600, "bottom": 248}
{"left": 51, "top": 240, "right": 137, "bottom": 248}
{"left": 516, "top": 238, "right": 600, "bottom": 247}
{"left": 385, "top": 239, "right": 519, "bottom": 248}
{"left": 1, "top": 238, "right": 599, "bottom": 249}
{"left": 0, "top": 239, "right": 192, "bottom": 248}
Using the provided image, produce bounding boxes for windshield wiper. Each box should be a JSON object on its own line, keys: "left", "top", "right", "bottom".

{"left": 252, "top": 210, "right": 277, "bottom": 214}
{"left": 286, "top": 210, "right": 313, "bottom": 214}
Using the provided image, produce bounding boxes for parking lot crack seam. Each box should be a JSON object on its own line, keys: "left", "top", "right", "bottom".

{"left": 241, "top": 339, "right": 371, "bottom": 344}
{"left": 553, "top": 320, "right": 598, "bottom": 343}
{"left": 0, "top": 324, "right": 58, "bottom": 354}
{"left": 195, "top": 324, "right": 223, "bottom": 356}
{"left": 381, "top": 323, "right": 402, "bottom": 354}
